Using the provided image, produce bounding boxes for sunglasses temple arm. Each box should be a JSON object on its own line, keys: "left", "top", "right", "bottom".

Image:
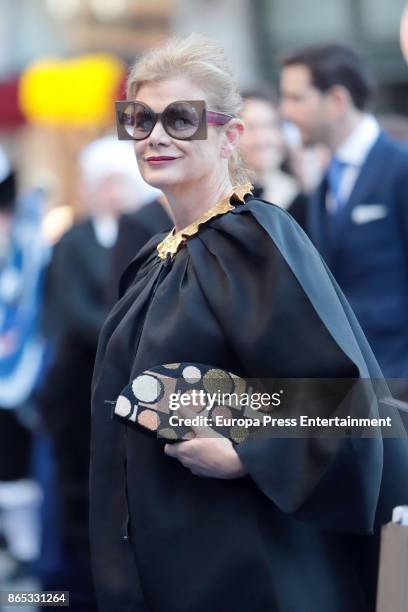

{"left": 207, "top": 111, "right": 233, "bottom": 126}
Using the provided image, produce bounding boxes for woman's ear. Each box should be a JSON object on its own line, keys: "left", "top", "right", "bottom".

{"left": 220, "top": 119, "right": 245, "bottom": 159}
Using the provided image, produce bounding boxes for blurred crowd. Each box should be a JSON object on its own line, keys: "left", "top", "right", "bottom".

{"left": 0, "top": 41, "right": 408, "bottom": 611}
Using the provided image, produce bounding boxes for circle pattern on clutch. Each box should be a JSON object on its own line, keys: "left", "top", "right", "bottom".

{"left": 182, "top": 365, "right": 202, "bottom": 383}
{"left": 115, "top": 395, "right": 132, "bottom": 417}
{"left": 132, "top": 374, "right": 163, "bottom": 403}
{"left": 112, "top": 363, "right": 260, "bottom": 443}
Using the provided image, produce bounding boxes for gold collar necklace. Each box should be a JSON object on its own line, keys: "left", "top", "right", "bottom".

{"left": 157, "top": 183, "right": 253, "bottom": 260}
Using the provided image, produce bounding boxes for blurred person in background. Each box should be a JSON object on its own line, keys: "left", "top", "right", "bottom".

{"left": 107, "top": 194, "right": 170, "bottom": 306}
{"left": 0, "top": 147, "right": 46, "bottom": 579}
{"left": 38, "top": 134, "right": 158, "bottom": 610}
{"left": 239, "top": 86, "right": 307, "bottom": 227}
{"left": 280, "top": 44, "right": 408, "bottom": 391}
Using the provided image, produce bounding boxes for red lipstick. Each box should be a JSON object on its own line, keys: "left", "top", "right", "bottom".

{"left": 145, "top": 156, "right": 179, "bottom": 165}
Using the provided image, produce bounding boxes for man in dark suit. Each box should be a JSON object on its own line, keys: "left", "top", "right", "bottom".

{"left": 280, "top": 44, "right": 408, "bottom": 383}
{"left": 106, "top": 197, "right": 171, "bottom": 306}
{"left": 39, "top": 135, "right": 167, "bottom": 608}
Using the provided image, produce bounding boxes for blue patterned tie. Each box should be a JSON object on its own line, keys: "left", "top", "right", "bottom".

{"left": 327, "top": 157, "right": 347, "bottom": 213}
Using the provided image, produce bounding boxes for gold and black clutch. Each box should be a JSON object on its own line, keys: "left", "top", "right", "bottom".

{"left": 112, "top": 362, "right": 267, "bottom": 444}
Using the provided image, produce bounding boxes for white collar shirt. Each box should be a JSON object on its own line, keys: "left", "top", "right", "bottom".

{"left": 326, "top": 114, "right": 380, "bottom": 212}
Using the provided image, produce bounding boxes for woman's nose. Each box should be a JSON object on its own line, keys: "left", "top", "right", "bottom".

{"left": 147, "top": 119, "right": 172, "bottom": 146}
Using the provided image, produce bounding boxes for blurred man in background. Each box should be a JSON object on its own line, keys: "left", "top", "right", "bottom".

{"left": 280, "top": 44, "right": 408, "bottom": 388}
{"left": 107, "top": 193, "right": 170, "bottom": 306}
{"left": 39, "top": 134, "right": 161, "bottom": 610}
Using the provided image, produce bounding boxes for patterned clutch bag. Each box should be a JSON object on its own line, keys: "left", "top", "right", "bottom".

{"left": 112, "top": 362, "right": 267, "bottom": 443}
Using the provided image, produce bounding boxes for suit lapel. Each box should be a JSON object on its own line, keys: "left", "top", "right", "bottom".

{"left": 307, "top": 177, "right": 332, "bottom": 262}
{"left": 327, "top": 133, "right": 387, "bottom": 252}
{"left": 347, "top": 134, "right": 385, "bottom": 206}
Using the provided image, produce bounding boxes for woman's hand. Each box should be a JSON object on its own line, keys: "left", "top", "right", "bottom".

{"left": 164, "top": 405, "right": 247, "bottom": 479}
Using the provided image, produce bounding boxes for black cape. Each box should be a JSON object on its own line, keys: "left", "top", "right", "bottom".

{"left": 90, "top": 195, "right": 408, "bottom": 612}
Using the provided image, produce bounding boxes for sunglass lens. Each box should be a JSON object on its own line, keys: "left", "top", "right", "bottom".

{"left": 164, "top": 102, "right": 200, "bottom": 139}
{"left": 120, "top": 103, "right": 154, "bottom": 140}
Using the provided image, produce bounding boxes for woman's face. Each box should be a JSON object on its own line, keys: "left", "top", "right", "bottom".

{"left": 239, "top": 98, "right": 285, "bottom": 174}
{"left": 133, "top": 76, "right": 232, "bottom": 192}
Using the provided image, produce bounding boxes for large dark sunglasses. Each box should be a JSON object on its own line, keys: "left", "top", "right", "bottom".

{"left": 115, "top": 100, "right": 233, "bottom": 141}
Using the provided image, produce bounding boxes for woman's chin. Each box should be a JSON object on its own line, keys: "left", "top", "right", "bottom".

{"left": 142, "top": 172, "right": 181, "bottom": 191}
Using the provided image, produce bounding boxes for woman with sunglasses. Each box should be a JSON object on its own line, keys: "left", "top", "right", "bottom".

{"left": 90, "top": 35, "right": 407, "bottom": 612}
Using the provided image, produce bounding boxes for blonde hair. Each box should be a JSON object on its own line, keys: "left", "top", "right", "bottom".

{"left": 127, "top": 34, "right": 249, "bottom": 185}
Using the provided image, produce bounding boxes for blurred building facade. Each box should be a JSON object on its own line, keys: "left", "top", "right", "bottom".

{"left": 0, "top": 0, "right": 406, "bottom": 89}
{"left": 0, "top": 0, "right": 407, "bottom": 212}
{"left": 255, "top": 0, "right": 408, "bottom": 113}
